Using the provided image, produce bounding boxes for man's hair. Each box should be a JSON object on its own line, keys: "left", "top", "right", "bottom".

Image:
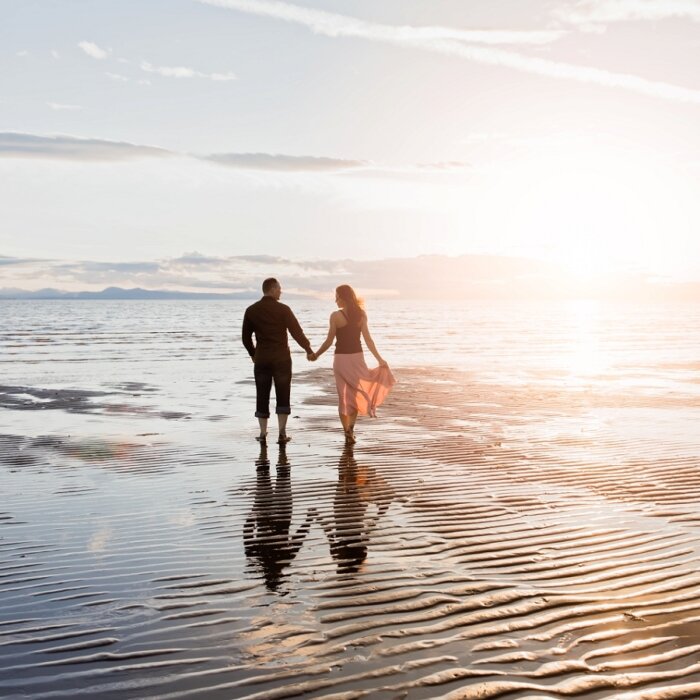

{"left": 262, "top": 277, "right": 279, "bottom": 294}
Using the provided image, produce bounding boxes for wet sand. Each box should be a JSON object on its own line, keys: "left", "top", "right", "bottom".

{"left": 2, "top": 364, "right": 700, "bottom": 699}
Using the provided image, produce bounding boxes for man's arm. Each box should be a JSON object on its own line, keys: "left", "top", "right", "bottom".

{"left": 242, "top": 310, "right": 256, "bottom": 359}
{"left": 285, "top": 307, "right": 312, "bottom": 354}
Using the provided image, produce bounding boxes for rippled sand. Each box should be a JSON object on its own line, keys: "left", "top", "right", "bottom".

{"left": 2, "top": 359, "right": 700, "bottom": 700}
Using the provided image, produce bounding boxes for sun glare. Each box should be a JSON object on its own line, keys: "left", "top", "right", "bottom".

{"left": 483, "top": 139, "right": 687, "bottom": 283}
{"left": 566, "top": 300, "right": 607, "bottom": 383}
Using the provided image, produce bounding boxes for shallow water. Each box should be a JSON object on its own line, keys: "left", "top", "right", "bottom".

{"left": 1, "top": 299, "right": 700, "bottom": 699}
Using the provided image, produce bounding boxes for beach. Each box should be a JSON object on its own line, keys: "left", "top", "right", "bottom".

{"left": 2, "top": 299, "right": 700, "bottom": 699}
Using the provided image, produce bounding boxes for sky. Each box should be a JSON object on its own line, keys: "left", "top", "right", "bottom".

{"left": 1, "top": 0, "right": 699, "bottom": 293}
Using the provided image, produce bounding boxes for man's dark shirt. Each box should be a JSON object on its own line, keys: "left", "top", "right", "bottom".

{"left": 242, "top": 296, "right": 312, "bottom": 361}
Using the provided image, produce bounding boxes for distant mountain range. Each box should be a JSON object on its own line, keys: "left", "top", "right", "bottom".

{"left": 2, "top": 262, "right": 700, "bottom": 301}
{"left": 0, "top": 286, "right": 263, "bottom": 300}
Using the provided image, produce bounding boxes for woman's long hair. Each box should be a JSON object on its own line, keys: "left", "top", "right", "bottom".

{"left": 336, "top": 285, "right": 364, "bottom": 326}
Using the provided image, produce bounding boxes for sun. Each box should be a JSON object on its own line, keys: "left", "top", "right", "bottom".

{"left": 464, "top": 135, "right": 692, "bottom": 284}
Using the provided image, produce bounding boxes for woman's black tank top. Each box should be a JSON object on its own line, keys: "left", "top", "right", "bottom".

{"left": 335, "top": 310, "right": 362, "bottom": 354}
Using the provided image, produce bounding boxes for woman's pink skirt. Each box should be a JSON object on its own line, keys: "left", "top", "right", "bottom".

{"left": 333, "top": 353, "right": 396, "bottom": 417}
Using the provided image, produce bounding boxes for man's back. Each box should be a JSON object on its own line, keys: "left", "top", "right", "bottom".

{"left": 242, "top": 296, "right": 311, "bottom": 359}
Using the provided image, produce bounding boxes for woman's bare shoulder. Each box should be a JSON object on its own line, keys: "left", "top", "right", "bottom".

{"left": 334, "top": 308, "right": 352, "bottom": 328}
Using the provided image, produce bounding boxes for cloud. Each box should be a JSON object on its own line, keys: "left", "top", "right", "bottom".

{"left": 554, "top": 0, "right": 700, "bottom": 24}
{"left": 51, "top": 50, "right": 60, "bottom": 59}
{"left": 203, "top": 152, "right": 367, "bottom": 171}
{"left": 0, "top": 133, "right": 171, "bottom": 161}
{"left": 7, "top": 253, "right": 344, "bottom": 294}
{"left": 197, "top": 0, "right": 700, "bottom": 104}
{"left": 16, "top": 50, "right": 29, "bottom": 57}
{"left": 170, "top": 252, "right": 233, "bottom": 265}
{"left": 0, "top": 131, "right": 472, "bottom": 178}
{"left": 75, "top": 45, "right": 236, "bottom": 83}
{"left": 75, "top": 40, "right": 236, "bottom": 83}
{"left": 140, "top": 60, "right": 236, "bottom": 81}
{"left": 0, "top": 256, "right": 42, "bottom": 266}
{"left": 199, "top": 0, "right": 566, "bottom": 45}
{"left": 56, "top": 261, "right": 162, "bottom": 274}
{"left": 47, "top": 102, "right": 83, "bottom": 111}
{"left": 234, "top": 255, "right": 288, "bottom": 263}
{"left": 78, "top": 41, "right": 110, "bottom": 60}
{"left": 0, "top": 132, "right": 370, "bottom": 170}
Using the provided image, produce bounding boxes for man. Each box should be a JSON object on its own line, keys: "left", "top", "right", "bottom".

{"left": 242, "top": 278, "right": 314, "bottom": 444}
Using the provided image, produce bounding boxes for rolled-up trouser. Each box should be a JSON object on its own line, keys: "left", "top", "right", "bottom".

{"left": 254, "top": 355, "right": 292, "bottom": 418}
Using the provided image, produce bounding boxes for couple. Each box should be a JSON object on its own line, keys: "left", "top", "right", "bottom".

{"left": 241, "top": 277, "right": 395, "bottom": 445}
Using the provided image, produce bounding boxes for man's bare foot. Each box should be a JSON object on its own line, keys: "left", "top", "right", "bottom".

{"left": 256, "top": 433, "right": 267, "bottom": 443}
{"left": 277, "top": 433, "right": 291, "bottom": 444}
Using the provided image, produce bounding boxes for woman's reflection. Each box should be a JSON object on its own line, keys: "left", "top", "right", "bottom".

{"left": 243, "top": 444, "right": 316, "bottom": 592}
{"left": 319, "top": 445, "right": 394, "bottom": 574}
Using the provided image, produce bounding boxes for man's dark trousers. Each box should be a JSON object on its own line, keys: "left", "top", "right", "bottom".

{"left": 254, "top": 351, "right": 292, "bottom": 419}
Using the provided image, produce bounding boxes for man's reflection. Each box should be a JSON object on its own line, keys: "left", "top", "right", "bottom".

{"left": 243, "top": 444, "right": 316, "bottom": 592}
{"left": 319, "top": 445, "right": 394, "bottom": 574}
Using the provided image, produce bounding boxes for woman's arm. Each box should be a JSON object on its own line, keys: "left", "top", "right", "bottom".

{"left": 361, "top": 314, "right": 388, "bottom": 366}
{"left": 313, "top": 313, "right": 338, "bottom": 359}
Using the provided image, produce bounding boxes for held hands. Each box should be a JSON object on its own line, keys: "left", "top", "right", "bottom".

{"left": 307, "top": 351, "right": 317, "bottom": 362}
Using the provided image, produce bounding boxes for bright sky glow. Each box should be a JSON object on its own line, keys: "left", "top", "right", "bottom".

{"left": 1, "top": 0, "right": 699, "bottom": 291}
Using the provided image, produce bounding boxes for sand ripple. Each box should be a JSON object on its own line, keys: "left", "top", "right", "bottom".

{"left": 2, "top": 358, "right": 700, "bottom": 699}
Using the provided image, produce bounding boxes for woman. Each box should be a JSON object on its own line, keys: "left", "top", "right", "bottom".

{"left": 312, "top": 285, "right": 395, "bottom": 443}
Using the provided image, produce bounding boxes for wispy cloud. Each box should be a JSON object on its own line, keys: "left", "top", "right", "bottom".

{"left": 197, "top": 0, "right": 700, "bottom": 104}
{"left": 47, "top": 102, "right": 83, "bottom": 111}
{"left": 0, "top": 255, "right": 42, "bottom": 266}
{"left": 75, "top": 40, "right": 236, "bottom": 84}
{"left": 0, "top": 133, "right": 170, "bottom": 161}
{"left": 0, "top": 131, "right": 469, "bottom": 178}
{"left": 51, "top": 50, "right": 60, "bottom": 60}
{"left": 56, "top": 261, "right": 162, "bottom": 274}
{"left": 16, "top": 50, "right": 29, "bottom": 57}
{"left": 554, "top": 0, "right": 700, "bottom": 24}
{"left": 78, "top": 41, "right": 110, "bottom": 60}
{"left": 203, "top": 152, "right": 367, "bottom": 171}
{"left": 140, "top": 60, "right": 236, "bottom": 81}
{"left": 199, "top": 0, "right": 566, "bottom": 45}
